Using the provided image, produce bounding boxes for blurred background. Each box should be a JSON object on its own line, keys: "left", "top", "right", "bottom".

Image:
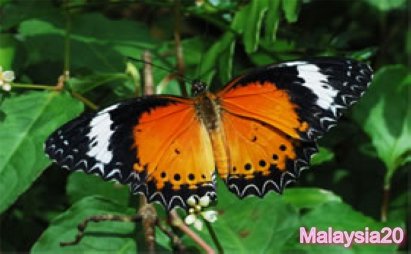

{"left": 0, "top": 0, "right": 409, "bottom": 253}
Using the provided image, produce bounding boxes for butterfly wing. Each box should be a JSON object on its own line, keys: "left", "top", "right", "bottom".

{"left": 217, "top": 58, "right": 372, "bottom": 197}
{"left": 45, "top": 96, "right": 216, "bottom": 210}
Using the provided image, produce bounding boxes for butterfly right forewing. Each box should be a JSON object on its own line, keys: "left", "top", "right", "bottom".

{"left": 217, "top": 58, "right": 373, "bottom": 198}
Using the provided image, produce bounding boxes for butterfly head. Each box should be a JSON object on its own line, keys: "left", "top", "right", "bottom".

{"left": 191, "top": 80, "right": 207, "bottom": 96}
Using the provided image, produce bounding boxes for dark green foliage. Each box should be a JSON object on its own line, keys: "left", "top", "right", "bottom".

{"left": 0, "top": 0, "right": 408, "bottom": 253}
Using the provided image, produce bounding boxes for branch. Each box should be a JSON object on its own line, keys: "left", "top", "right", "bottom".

{"left": 156, "top": 219, "right": 186, "bottom": 252}
{"left": 60, "top": 214, "right": 142, "bottom": 247}
{"left": 139, "top": 200, "right": 157, "bottom": 254}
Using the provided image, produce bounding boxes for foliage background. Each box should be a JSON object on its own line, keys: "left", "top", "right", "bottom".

{"left": 0, "top": 0, "right": 409, "bottom": 253}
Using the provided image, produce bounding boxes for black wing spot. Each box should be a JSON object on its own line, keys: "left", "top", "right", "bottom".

{"left": 174, "top": 174, "right": 181, "bottom": 181}
{"left": 244, "top": 163, "right": 252, "bottom": 171}
{"left": 233, "top": 166, "right": 237, "bottom": 172}
{"left": 279, "top": 144, "right": 287, "bottom": 151}
{"left": 161, "top": 172, "right": 167, "bottom": 178}
{"left": 251, "top": 136, "right": 257, "bottom": 142}
{"left": 272, "top": 154, "right": 279, "bottom": 160}
{"left": 174, "top": 148, "right": 181, "bottom": 155}
{"left": 259, "top": 160, "right": 267, "bottom": 167}
{"left": 188, "top": 173, "right": 195, "bottom": 180}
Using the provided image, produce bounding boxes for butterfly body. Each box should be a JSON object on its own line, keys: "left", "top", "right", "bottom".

{"left": 45, "top": 58, "right": 373, "bottom": 210}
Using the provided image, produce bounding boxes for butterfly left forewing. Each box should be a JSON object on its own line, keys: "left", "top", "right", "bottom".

{"left": 45, "top": 96, "right": 216, "bottom": 210}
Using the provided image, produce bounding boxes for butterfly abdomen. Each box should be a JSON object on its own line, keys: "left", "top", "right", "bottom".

{"left": 194, "top": 93, "right": 230, "bottom": 179}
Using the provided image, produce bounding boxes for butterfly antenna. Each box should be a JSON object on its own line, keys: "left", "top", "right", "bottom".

{"left": 126, "top": 56, "right": 194, "bottom": 84}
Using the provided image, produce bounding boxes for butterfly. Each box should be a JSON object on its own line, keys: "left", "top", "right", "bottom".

{"left": 44, "top": 58, "right": 373, "bottom": 211}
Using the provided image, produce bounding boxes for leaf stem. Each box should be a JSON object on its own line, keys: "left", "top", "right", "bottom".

{"left": 205, "top": 221, "right": 224, "bottom": 254}
{"left": 63, "top": 1, "right": 72, "bottom": 78}
{"left": 71, "top": 91, "right": 98, "bottom": 110}
{"left": 11, "top": 83, "right": 58, "bottom": 91}
{"left": 380, "top": 183, "right": 390, "bottom": 222}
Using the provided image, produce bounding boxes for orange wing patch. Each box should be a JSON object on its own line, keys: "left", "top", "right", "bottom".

{"left": 132, "top": 100, "right": 216, "bottom": 210}
{"left": 219, "top": 81, "right": 309, "bottom": 139}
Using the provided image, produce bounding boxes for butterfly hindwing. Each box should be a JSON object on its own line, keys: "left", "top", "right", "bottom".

{"left": 218, "top": 58, "right": 372, "bottom": 198}
{"left": 221, "top": 112, "right": 317, "bottom": 197}
{"left": 45, "top": 96, "right": 216, "bottom": 210}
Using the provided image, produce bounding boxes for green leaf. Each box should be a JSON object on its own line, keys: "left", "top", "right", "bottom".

{"left": 198, "top": 32, "right": 236, "bottom": 84}
{"left": 311, "top": 147, "right": 335, "bottom": 166}
{"left": 353, "top": 65, "right": 411, "bottom": 184}
{"left": 295, "top": 202, "right": 400, "bottom": 253}
{"left": 0, "top": 33, "right": 16, "bottom": 69}
{"left": 0, "top": 91, "right": 83, "bottom": 214}
{"left": 217, "top": 39, "right": 235, "bottom": 83}
{"left": 19, "top": 14, "right": 155, "bottom": 72}
{"left": 31, "top": 196, "right": 137, "bottom": 254}
{"left": 264, "top": 0, "right": 281, "bottom": 43}
{"left": 281, "top": 0, "right": 300, "bottom": 23}
{"left": 0, "top": 0, "right": 63, "bottom": 31}
{"left": 364, "top": 0, "right": 406, "bottom": 11}
{"left": 388, "top": 190, "right": 409, "bottom": 222}
{"left": 67, "top": 172, "right": 130, "bottom": 206}
{"left": 237, "top": 0, "right": 268, "bottom": 53}
{"left": 19, "top": 14, "right": 153, "bottom": 46}
{"left": 283, "top": 188, "right": 342, "bottom": 209}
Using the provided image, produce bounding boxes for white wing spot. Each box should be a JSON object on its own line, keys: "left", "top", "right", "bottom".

{"left": 86, "top": 104, "right": 118, "bottom": 164}
{"left": 296, "top": 64, "right": 338, "bottom": 111}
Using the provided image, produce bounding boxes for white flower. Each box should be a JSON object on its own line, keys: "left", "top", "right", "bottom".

{"left": 0, "top": 66, "right": 15, "bottom": 92}
{"left": 184, "top": 195, "right": 218, "bottom": 231}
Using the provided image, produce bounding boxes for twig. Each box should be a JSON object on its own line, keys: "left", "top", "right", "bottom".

{"left": 169, "top": 210, "right": 215, "bottom": 254}
{"left": 174, "top": 0, "right": 188, "bottom": 97}
{"left": 60, "top": 214, "right": 142, "bottom": 247}
{"left": 142, "top": 51, "right": 154, "bottom": 95}
{"left": 58, "top": 73, "right": 99, "bottom": 110}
